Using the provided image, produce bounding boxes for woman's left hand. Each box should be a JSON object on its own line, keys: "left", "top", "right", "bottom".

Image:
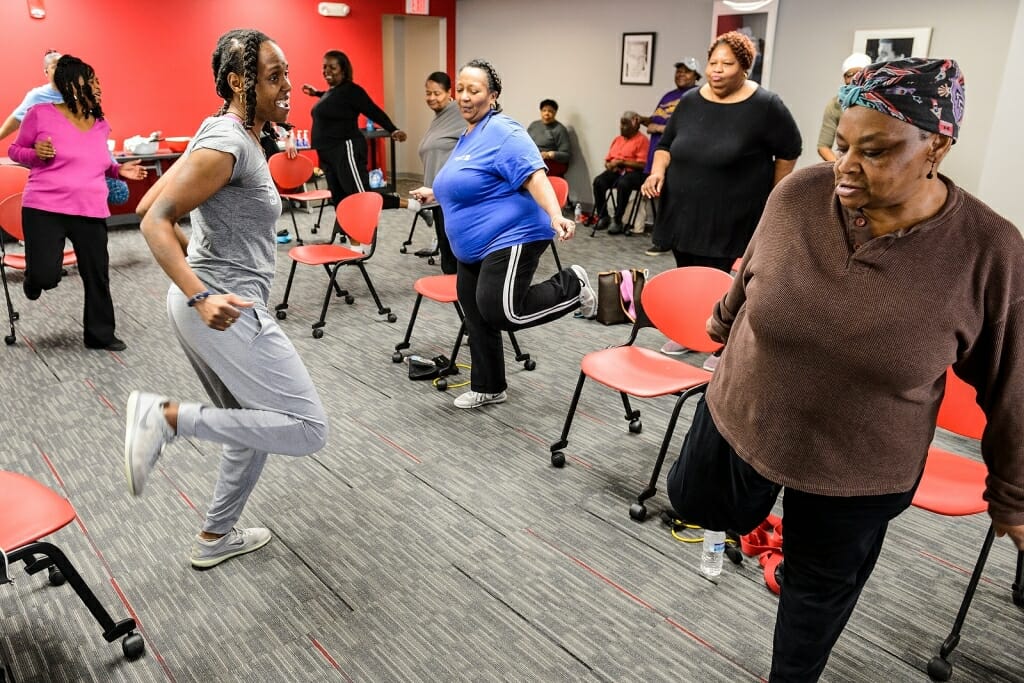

{"left": 284, "top": 133, "right": 298, "bottom": 159}
{"left": 391, "top": 130, "right": 408, "bottom": 142}
{"left": 119, "top": 159, "right": 148, "bottom": 181}
{"left": 552, "top": 216, "right": 576, "bottom": 241}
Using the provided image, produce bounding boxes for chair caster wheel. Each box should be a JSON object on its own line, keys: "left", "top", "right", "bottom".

{"left": 47, "top": 566, "right": 65, "bottom": 586}
{"left": 276, "top": 310, "right": 287, "bottom": 320}
{"left": 392, "top": 351, "right": 404, "bottom": 363}
{"left": 122, "top": 632, "right": 145, "bottom": 660}
{"left": 524, "top": 359, "right": 536, "bottom": 371}
{"left": 629, "top": 419, "right": 642, "bottom": 434}
{"left": 551, "top": 451, "right": 565, "bottom": 467}
{"left": 629, "top": 503, "right": 647, "bottom": 521}
{"left": 427, "top": 257, "right": 436, "bottom": 265}
{"left": 436, "top": 378, "right": 448, "bottom": 391}
{"left": 387, "top": 313, "right": 397, "bottom": 323}
{"left": 11, "top": 312, "right": 18, "bottom": 321}
{"left": 927, "top": 656, "right": 952, "bottom": 681}
{"left": 400, "top": 246, "right": 408, "bottom": 254}
{"left": 344, "top": 295, "right": 355, "bottom": 305}
{"left": 312, "top": 328, "right": 324, "bottom": 339}
{"left": 4, "top": 334, "right": 14, "bottom": 345}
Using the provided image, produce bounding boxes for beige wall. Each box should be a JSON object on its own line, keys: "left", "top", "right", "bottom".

{"left": 456, "top": 0, "right": 1024, "bottom": 225}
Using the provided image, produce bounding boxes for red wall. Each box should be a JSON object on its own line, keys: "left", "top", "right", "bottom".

{"left": 1, "top": 0, "right": 456, "bottom": 152}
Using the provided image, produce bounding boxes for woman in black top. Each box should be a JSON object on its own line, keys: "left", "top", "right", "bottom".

{"left": 301, "top": 50, "right": 412, "bottom": 246}
{"left": 641, "top": 31, "right": 801, "bottom": 271}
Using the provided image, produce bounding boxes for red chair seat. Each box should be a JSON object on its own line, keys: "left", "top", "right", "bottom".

{"left": 0, "top": 471, "right": 75, "bottom": 552}
{"left": 281, "top": 188, "right": 331, "bottom": 203}
{"left": 582, "top": 346, "right": 712, "bottom": 398}
{"left": 414, "top": 274, "right": 458, "bottom": 304}
{"left": 288, "top": 244, "right": 362, "bottom": 266}
{"left": 912, "top": 446, "right": 987, "bottom": 516}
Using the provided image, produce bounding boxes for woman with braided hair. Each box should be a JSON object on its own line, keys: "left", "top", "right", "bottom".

{"left": 410, "top": 59, "right": 595, "bottom": 410}
{"left": 8, "top": 54, "right": 148, "bottom": 350}
{"left": 124, "top": 29, "right": 328, "bottom": 570}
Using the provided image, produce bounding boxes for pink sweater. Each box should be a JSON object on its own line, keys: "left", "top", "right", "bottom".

{"left": 8, "top": 103, "right": 119, "bottom": 219}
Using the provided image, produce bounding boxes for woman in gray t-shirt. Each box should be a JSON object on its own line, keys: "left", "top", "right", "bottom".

{"left": 124, "top": 29, "right": 328, "bottom": 571}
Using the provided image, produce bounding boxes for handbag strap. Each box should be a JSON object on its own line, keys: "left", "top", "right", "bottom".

{"left": 619, "top": 269, "right": 637, "bottom": 321}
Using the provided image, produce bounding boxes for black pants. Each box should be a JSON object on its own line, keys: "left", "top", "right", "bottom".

{"left": 671, "top": 251, "right": 735, "bottom": 272}
{"left": 22, "top": 207, "right": 117, "bottom": 347}
{"left": 317, "top": 140, "right": 400, "bottom": 212}
{"left": 432, "top": 206, "right": 456, "bottom": 275}
{"left": 456, "top": 240, "right": 580, "bottom": 393}
{"left": 666, "top": 397, "right": 918, "bottom": 682}
{"left": 592, "top": 170, "right": 644, "bottom": 220}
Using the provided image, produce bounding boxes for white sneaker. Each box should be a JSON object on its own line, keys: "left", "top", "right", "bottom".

{"left": 124, "top": 390, "right": 175, "bottom": 496}
{"left": 190, "top": 527, "right": 272, "bottom": 569}
{"left": 571, "top": 265, "right": 597, "bottom": 319}
{"left": 453, "top": 390, "right": 507, "bottom": 409}
{"left": 660, "top": 341, "right": 689, "bottom": 355}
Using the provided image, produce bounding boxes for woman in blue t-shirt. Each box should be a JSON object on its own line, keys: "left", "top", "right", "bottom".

{"left": 411, "top": 59, "right": 596, "bottom": 410}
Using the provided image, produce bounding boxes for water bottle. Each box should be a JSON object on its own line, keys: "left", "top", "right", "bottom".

{"left": 573, "top": 202, "right": 582, "bottom": 222}
{"left": 365, "top": 119, "right": 375, "bottom": 131}
{"left": 700, "top": 530, "right": 726, "bottom": 578}
{"left": 301, "top": 130, "right": 310, "bottom": 148}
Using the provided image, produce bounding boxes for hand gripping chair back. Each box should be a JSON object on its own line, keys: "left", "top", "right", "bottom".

{"left": 916, "top": 370, "right": 1024, "bottom": 681}
{"left": 267, "top": 152, "right": 332, "bottom": 245}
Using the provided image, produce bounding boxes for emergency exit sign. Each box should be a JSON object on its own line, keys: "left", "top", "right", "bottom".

{"left": 406, "top": 0, "right": 429, "bottom": 14}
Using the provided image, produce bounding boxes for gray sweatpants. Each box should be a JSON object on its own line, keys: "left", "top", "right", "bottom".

{"left": 167, "top": 287, "right": 328, "bottom": 534}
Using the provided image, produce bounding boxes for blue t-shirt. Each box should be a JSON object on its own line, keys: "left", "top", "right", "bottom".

{"left": 433, "top": 111, "right": 550, "bottom": 263}
{"left": 12, "top": 84, "right": 63, "bottom": 121}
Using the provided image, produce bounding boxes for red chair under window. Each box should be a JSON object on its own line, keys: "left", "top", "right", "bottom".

{"left": 267, "top": 152, "right": 332, "bottom": 245}
{"left": 0, "top": 470, "right": 144, "bottom": 661}
{"left": 0, "top": 193, "right": 79, "bottom": 346}
{"left": 914, "top": 370, "right": 1024, "bottom": 681}
{"left": 549, "top": 266, "right": 734, "bottom": 521}
{"left": 275, "top": 192, "right": 396, "bottom": 338}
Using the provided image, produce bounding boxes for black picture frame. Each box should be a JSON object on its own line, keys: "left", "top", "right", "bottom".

{"left": 620, "top": 32, "right": 656, "bottom": 85}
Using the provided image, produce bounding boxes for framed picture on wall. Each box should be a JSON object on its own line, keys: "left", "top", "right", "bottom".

{"left": 852, "top": 27, "right": 931, "bottom": 63}
{"left": 620, "top": 33, "right": 656, "bottom": 85}
{"left": 710, "top": 0, "right": 779, "bottom": 88}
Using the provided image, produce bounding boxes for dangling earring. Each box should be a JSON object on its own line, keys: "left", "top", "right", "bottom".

{"left": 926, "top": 158, "right": 937, "bottom": 180}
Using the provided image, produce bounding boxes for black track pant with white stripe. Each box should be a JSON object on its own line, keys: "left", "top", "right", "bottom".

{"left": 457, "top": 240, "right": 581, "bottom": 393}
{"left": 318, "top": 138, "right": 400, "bottom": 211}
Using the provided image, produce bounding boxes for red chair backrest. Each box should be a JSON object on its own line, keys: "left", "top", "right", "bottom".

{"left": 937, "top": 370, "right": 986, "bottom": 439}
{"left": 641, "top": 266, "right": 733, "bottom": 353}
{"left": 336, "top": 192, "right": 383, "bottom": 244}
{"left": 549, "top": 176, "right": 569, "bottom": 208}
{"left": 267, "top": 152, "right": 314, "bottom": 191}
{"left": 0, "top": 165, "right": 29, "bottom": 204}
{"left": 0, "top": 193, "right": 25, "bottom": 242}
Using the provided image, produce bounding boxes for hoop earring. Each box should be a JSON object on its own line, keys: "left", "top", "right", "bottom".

{"left": 926, "top": 158, "right": 937, "bottom": 180}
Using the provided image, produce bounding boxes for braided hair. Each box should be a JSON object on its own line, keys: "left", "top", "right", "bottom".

{"left": 53, "top": 55, "right": 103, "bottom": 119}
{"left": 461, "top": 58, "right": 503, "bottom": 113}
{"left": 211, "top": 29, "right": 270, "bottom": 129}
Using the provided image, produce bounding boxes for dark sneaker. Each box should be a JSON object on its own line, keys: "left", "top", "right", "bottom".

{"left": 608, "top": 220, "right": 624, "bottom": 235}
{"left": 646, "top": 244, "right": 671, "bottom": 256}
{"left": 190, "top": 527, "right": 272, "bottom": 569}
{"left": 87, "top": 337, "right": 127, "bottom": 351}
{"left": 124, "top": 391, "right": 174, "bottom": 496}
{"left": 23, "top": 280, "right": 41, "bottom": 300}
{"left": 595, "top": 216, "right": 610, "bottom": 230}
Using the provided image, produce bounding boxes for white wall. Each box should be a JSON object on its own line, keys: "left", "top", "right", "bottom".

{"left": 456, "top": 0, "right": 1023, "bottom": 222}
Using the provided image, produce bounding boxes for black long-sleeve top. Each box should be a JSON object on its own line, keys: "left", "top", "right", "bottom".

{"left": 310, "top": 81, "right": 398, "bottom": 151}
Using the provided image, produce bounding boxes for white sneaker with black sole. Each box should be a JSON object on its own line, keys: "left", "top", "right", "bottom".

{"left": 571, "top": 265, "right": 597, "bottom": 319}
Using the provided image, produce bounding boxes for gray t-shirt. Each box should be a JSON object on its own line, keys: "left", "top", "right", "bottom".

{"left": 417, "top": 101, "right": 464, "bottom": 186}
{"left": 185, "top": 116, "right": 282, "bottom": 306}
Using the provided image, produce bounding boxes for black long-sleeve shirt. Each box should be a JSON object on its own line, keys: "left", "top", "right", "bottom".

{"left": 310, "top": 81, "right": 397, "bottom": 151}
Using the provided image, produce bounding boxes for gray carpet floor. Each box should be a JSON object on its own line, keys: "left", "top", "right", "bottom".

{"left": 1, "top": 192, "right": 1022, "bottom": 682}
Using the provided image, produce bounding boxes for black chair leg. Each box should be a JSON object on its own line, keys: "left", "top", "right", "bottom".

{"left": 274, "top": 260, "right": 300, "bottom": 319}
{"left": 401, "top": 211, "right": 421, "bottom": 253}
{"left": 549, "top": 371, "right": 588, "bottom": 467}
{"left": 620, "top": 392, "right": 641, "bottom": 433}
{"left": 355, "top": 263, "right": 396, "bottom": 322}
{"left": 287, "top": 203, "right": 304, "bottom": 246}
{"left": 1012, "top": 550, "right": 1024, "bottom": 607}
{"left": 507, "top": 331, "right": 535, "bottom": 371}
{"left": 0, "top": 263, "right": 17, "bottom": 345}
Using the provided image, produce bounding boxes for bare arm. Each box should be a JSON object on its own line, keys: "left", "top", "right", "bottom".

{"left": 137, "top": 157, "right": 190, "bottom": 254}
{"left": 522, "top": 169, "right": 575, "bottom": 241}
{"left": 0, "top": 115, "right": 20, "bottom": 142}
{"left": 773, "top": 158, "right": 797, "bottom": 187}
{"left": 817, "top": 146, "right": 836, "bottom": 162}
{"left": 641, "top": 149, "right": 671, "bottom": 198}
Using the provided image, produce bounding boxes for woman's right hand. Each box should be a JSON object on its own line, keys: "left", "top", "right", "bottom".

{"left": 410, "top": 186, "right": 434, "bottom": 204}
{"left": 194, "top": 293, "right": 255, "bottom": 332}
{"left": 641, "top": 172, "right": 664, "bottom": 198}
{"left": 301, "top": 84, "right": 317, "bottom": 97}
{"left": 34, "top": 136, "right": 55, "bottom": 161}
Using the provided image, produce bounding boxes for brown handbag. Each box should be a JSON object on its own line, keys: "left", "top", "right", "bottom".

{"left": 595, "top": 269, "right": 647, "bottom": 325}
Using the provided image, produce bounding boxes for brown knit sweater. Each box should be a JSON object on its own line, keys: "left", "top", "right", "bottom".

{"left": 707, "top": 163, "right": 1024, "bottom": 525}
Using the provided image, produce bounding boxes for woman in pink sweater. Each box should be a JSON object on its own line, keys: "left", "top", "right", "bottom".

{"left": 8, "top": 55, "right": 145, "bottom": 351}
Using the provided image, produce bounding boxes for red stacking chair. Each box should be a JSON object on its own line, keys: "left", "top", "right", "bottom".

{"left": 549, "top": 266, "right": 734, "bottom": 521}
{"left": 267, "top": 152, "right": 332, "bottom": 245}
{"left": 0, "top": 470, "right": 144, "bottom": 661}
{"left": 391, "top": 176, "right": 570, "bottom": 388}
{"left": 0, "top": 165, "right": 30, "bottom": 203}
{"left": 914, "top": 370, "right": 1024, "bottom": 681}
{"left": 0, "top": 193, "right": 79, "bottom": 346}
{"left": 275, "top": 192, "right": 396, "bottom": 338}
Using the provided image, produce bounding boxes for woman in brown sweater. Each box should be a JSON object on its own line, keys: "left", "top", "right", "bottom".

{"left": 667, "top": 58, "right": 1024, "bottom": 681}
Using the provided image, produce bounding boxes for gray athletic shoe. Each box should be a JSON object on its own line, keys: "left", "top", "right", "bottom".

{"left": 124, "top": 390, "right": 174, "bottom": 496}
{"left": 190, "top": 527, "right": 272, "bottom": 569}
{"left": 571, "top": 265, "right": 597, "bottom": 319}
{"left": 453, "top": 390, "right": 507, "bottom": 409}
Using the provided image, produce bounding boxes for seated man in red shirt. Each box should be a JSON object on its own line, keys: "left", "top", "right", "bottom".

{"left": 591, "top": 111, "right": 649, "bottom": 234}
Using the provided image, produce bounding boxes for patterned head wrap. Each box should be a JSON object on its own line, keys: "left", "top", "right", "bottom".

{"left": 838, "top": 58, "right": 965, "bottom": 141}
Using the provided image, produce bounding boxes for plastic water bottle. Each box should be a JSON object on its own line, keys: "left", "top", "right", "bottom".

{"left": 573, "top": 202, "right": 582, "bottom": 222}
{"left": 700, "top": 530, "right": 726, "bottom": 578}
{"left": 365, "top": 119, "right": 375, "bottom": 131}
